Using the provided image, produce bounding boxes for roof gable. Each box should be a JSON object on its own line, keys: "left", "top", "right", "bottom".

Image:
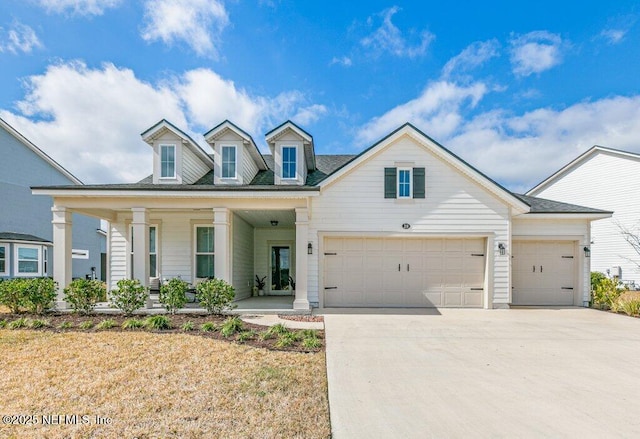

{"left": 265, "top": 120, "right": 316, "bottom": 171}
{"left": 141, "top": 119, "right": 214, "bottom": 167}
{"left": 204, "top": 120, "right": 268, "bottom": 171}
{"left": 0, "top": 117, "right": 82, "bottom": 185}
{"left": 528, "top": 145, "right": 640, "bottom": 196}
{"left": 319, "top": 123, "right": 530, "bottom": 213}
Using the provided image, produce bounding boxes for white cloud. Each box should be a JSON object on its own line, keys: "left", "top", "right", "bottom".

{"left": 141, "top": 0, "right": 229, "bottom": 57}
{"left": 361, "top": 6, "right": 435, "bottom": 59}
{"left": 355, "top": 81, "right": 487, "bottom": 145}
{"left": 330, "top": 56, "right": 353, "bottom": 67}
{"left": 442, "top": 39, "right": 500, "bottom": 78}
{"left": 35, "top": 0, "right": 122, "bottom": 16}
{"left": 0, "top": 22, "right": 42, "bottom": 54}
{"left": 0, "top": 61, "right": 326, "bottom": 184}
{"left": 598, "top": 28, "right": 627, "bottom": 45}
{"left": 509, "top": 31, "right": 563, "bottom": 77}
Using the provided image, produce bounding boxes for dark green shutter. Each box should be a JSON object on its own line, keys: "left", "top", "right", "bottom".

{"left": 384, "top": 167, "right": 397, "bottom": 198}
{"left": 413, "top": 167, "right": 425, "bottom": 198}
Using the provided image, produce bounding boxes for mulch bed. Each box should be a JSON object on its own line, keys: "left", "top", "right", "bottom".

{"left": 278, "top": 314, "right": 324, "bottom": 322}
{"left": 0, "top": 312, "right": 324, "bottom": 353}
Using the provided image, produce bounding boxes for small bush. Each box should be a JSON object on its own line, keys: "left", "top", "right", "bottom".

{"left": 79, "top": 320, "right": 94, "bottom": 330}
{"left": 200, "top": 322, "right": 218, "bottom": 332}
{"left": 159, "top": 278, "right": 189, "bottom": 314}
{"left": 29, "top": 318, "right": 49, "bottom": 329}
{"left": 591, "top": 272, "right": 626, "bottom": 309}
{"left": 96, "top": 319, "right": 117, "bottom": 330}
{"left": 110, "top": 279, "right": 148, "bottom": 316}
{"left": 8, "top": 318, "right": 28, "bottom": 329}
{"left": 0, "top": 279, "right": 26, "bottom": 313}
{"left": 196, "top": 278, "right": 236, "bottom": 315}
{"left": 144, "top": 315, "right": 172, "bottom": 330}
{"left": 122, "top": 318, "right": 145, "bottom": 330}
{"left": 64, "top": 279, "right": 106, "bottom": 314}
{"left": 181, "top": 321, "right": 195, "bottom": 331}
{"left": 22, "top": 278, "right": 57, "bottom": 314}
{"left": 302, "top": 337, "right": 322, "bottom": 349}
{"left": 237, "top": 330, "right": 256, "bottom": 343}
{"left": 58, "top": 321, "right": 74, "bottom": 329}
{"left": 221, "top": 316, "right": 244, "bottom": 337}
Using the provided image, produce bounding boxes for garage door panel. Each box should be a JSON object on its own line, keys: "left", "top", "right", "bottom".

{"left": 324, "top": 237, "right": 485, "bottom": 308}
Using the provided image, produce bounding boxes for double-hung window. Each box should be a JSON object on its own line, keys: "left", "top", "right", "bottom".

{"left": 15, "top": 245, "right": 41, "bottom": 276}
{"left": 282, "top": 146, "right": 297, "bottom": 179}
{"left": 221, "top": 146, "right": 237, "bottom": 179}
{"left": 160, "top": 145, "right": 176, "bottom": 178}
{"left": 195, "top": 226, "right": 215, "bottom": 278}
{"left": 398, "top": 168, "right": 412, "bottom": 198}
{"left": 0, "top": 244, "right": 8, "bottom": 276}
{"left": 384, "top": 167, "right": 425, "bottom": 199}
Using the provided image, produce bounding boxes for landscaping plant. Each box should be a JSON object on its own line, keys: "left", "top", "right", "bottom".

{"left": 221, "top": 316, "right": 244, "bottom": 337}
{"left": 196, "top": 278, "right": 236, "bottom": 314}
{"left": 591, "top": 271, "right": 627, "bottom": 309}
{"left": 181, "top": 321, "right": 195, "bottom": 331}
{"left": 22, "top": 278, "right": 57, "bottom": 314}
{"left": 144, "top": 315, "right": 172, "bottom": 330}
{"left": 110, "top": 279, "right": 148, "bottom": 315}
{"left": 122, "top": 318, "right": 145, "bottom": 330}
{"left": 200, "top": 322, "right": 217, "bottom": 332}
{"left": 64, "top": 279, "right": 106, "bottom": 314}
{"left": 0, "top": 278, "right": 26, "bottom": 313}
{"left": 96, "top": 319, "right": 117, "bottom": 330}
{"left": 159, "top": 277, "right": 189, "bottom": 314}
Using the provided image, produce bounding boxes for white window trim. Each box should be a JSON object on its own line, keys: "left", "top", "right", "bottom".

{"left": 221, "top": 145, "right": 237, "bottom": 179}
{"left": 0, "top": 243, "right": 8, "bottom": 276}
{"left": 397, "top": 167, "right": 413, "bottom": 199}
{"left": 129, "top": 225, "right": 159, "bottom": 278}
{"left": 281, "top": 145, "right": 298, "bottom": 180}
{"left": 43, "top": 246, "right": 49, "bottom": 275}
{"left": 159, "top": 144, "right": 177, "bottom": 179}
{"left": 194, "top": 225, "right": 215, "bottom": 280}
{"left": 14, "top": 244, "right": 42, "bottom": 277}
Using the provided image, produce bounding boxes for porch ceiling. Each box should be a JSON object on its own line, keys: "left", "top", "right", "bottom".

{"left": 234, "top": 209, "right": 295, "bottom": 228}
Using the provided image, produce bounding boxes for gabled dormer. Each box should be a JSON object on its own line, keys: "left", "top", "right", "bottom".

{"left": 265, "top": 121, "right": 316, "bottom": 186}
{"left": 141, "top": 119, "right": 214, "bottom": 185}
{"left": 204, "top": 120, "right": 268, "bottom": 185}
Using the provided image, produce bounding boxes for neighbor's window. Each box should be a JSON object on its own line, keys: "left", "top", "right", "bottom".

{"left": 160, "top": 145, "right": 176, "bottom": 178}
{"left": 15, "top": 245, "right": 41, "bottom": 276}
{"left": 282, "top": 146, "right": 297, "bottom": 179}
{"left": 43, "top": 247, "right": 48, "bottom": 275}
{"left": 195, "top": 226, "right": 214, "bottom": 278}
{"left": 398, "top": 168, "right": 412, "bottom": 198}
{"left": 130, "top": 226, "right": 158, "bottom": 277}
{"left": 221, "top": 146, "right": 237, "bottom": 178}
{"left": 0, "top": 244, "right": 7, "bottom": 276}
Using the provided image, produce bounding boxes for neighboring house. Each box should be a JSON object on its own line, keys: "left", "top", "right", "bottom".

{"left": 528, "top": 146, "right": 640, "bottom": 287}
{"left": 0, "top": 118, "right": 105, "bottom": 281}
{"left": 33, "top": 120, "right": 610, "bottom": 310}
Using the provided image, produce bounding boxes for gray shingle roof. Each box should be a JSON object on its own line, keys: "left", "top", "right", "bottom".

{"left": 0, "top": 232, "right": 52, "bottom": 243}
{"left": 513, "top": 194, "right": 612, "bottom": 214}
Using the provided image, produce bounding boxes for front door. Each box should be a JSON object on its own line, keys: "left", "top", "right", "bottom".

{"left": 271, "top": 246, "right": 292, "bottom": 294}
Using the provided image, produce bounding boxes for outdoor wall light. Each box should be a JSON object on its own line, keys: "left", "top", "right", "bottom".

{"left": 498, "top": 243, "right": 506, "bottom": 256}
{"left": 584, "top": 246, "right": 591, "bottom": 258}
{"left": 270, "top": 220, "right": 278, "bottom": 226}
{"left": 308, "top": 242, "right": 313, "bottom": 255}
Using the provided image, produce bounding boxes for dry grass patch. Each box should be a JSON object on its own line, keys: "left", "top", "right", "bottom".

{"left": 0, "top": 330, "right": 330, "bottom": 439}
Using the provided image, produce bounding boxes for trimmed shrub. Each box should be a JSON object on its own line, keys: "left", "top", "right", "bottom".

{"left": 196, "top": 278, "right": 236, "bottom": 315}
{"left": 144, "top": 315, "right": 172, "bottom": 330}
{"left": 159, "top": 278, "right": 189, "bottom": 314}
{"left": 64, "top": 279, "right": 106, "bottom": 314}
{"left": 110, "top": 279, "right": 148, "bottom": 315}
{"left": 0, "top": 279, "right": 26, "bottom": 313}
{"left": 21, "top": 278, "right": 57, "bottom": 314}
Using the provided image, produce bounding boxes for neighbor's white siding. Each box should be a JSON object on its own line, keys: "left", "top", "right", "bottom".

{"left": 232, "top": 213, "right": 254, "bottom": 299}
{"left": 309, "top": 133, "right": 511, "bottom": 307}
{"left": 109, "top": 219, "right": 128, "bottom": 290}
{"left": 254, "top": 227, "right": 296, "bottom": 295}
{"left": 182, "top": 146, "right": 210, "bottom": 185}
{"left": 531, "top": 151, "right": 640, "bottom": 284}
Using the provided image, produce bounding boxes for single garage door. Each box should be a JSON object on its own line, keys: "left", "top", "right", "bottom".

{"left": 512, "top": 241, "right": 575, "bottom": 306}
{"left": 323, "top": 237, "right": 486, "bottom": 308}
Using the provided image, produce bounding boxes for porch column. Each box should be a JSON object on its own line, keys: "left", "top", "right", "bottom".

{"left": 131, "top": 208, "right": 151, "bottom": 307}
{"left": 52, "top": 206, "right": 72, "bottom": 310}
{"left": 213, "top": 208, "right": 231, "bottom": 282}
{"left": 294, "top": 207, "right": 310, "bottom": 310}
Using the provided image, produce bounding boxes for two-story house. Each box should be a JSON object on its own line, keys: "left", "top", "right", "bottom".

{"left": 34, "top": 119, "right": 610, "bottom": 310}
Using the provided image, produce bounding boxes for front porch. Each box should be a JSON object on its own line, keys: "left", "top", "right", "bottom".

{"left": 49, "top": 199, "right": 312, "bottom": 312}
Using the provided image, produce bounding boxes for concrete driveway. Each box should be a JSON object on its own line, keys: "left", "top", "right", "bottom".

{"left": 324, "top": 308, "right": 640, "bottom": 438}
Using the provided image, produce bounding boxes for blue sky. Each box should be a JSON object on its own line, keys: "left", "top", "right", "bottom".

{"left": 1, "top": 0, "right": 639, "bottom": 192}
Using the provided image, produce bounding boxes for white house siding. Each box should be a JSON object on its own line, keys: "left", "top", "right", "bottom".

{"left": 254, "top": 227, "right": 296, "bottom": 295}
{"left": 109, "top": 219, "right": 128, "bottom": 290}
{"left": 309, "top": 134, "right": 511, "bottom": 307}
{"left": 232, "top": 213, "right": 254, "bottom": 300}
{"left": 182, "top": 146, "right": 210, "bottom": 185}
{"left": 531, "top": 152, "right": 640, "bottom": 284}
{"left": 240, "top": 145, "right": 259, "bottom": 185}
{"left": 512, "top": 217, "right": 591, "bottom": 304}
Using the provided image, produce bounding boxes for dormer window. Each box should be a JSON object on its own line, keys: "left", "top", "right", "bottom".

{"left": 160, "top": 145, "right": 176, "bottom": 178}
{"left": 221, "top": 145, "right": 237, "bottom": 179}
{"left": 282, "top": 146, "right": 297, "bottom": 179}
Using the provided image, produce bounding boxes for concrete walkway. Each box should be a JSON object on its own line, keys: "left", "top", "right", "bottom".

{"left": 241, "top": 314, "right": 324, "bottom": 330}
{"left": 324, "top": 308, "right": 640, "bottom": 438}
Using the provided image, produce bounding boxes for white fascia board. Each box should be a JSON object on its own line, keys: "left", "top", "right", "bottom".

{"left": 142, "top": 120, "right": 213, "bottom": 167}
{"left": 513, "top": 213, "right": 612, "bottom": 220}
{"left": 31, "top": 188, "right": 319, "bottom": 199}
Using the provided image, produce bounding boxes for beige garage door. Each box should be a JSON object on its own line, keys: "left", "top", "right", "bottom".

{"left": 512, "top": 241, "right": 575, "bottom": 306}
{"left": 323, "top": 237, "right": 486, "bottom": 308}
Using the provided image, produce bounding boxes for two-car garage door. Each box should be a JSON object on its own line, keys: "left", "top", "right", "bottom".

{"left": 323, "top": 237, "right": 486, "bottom": 308}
